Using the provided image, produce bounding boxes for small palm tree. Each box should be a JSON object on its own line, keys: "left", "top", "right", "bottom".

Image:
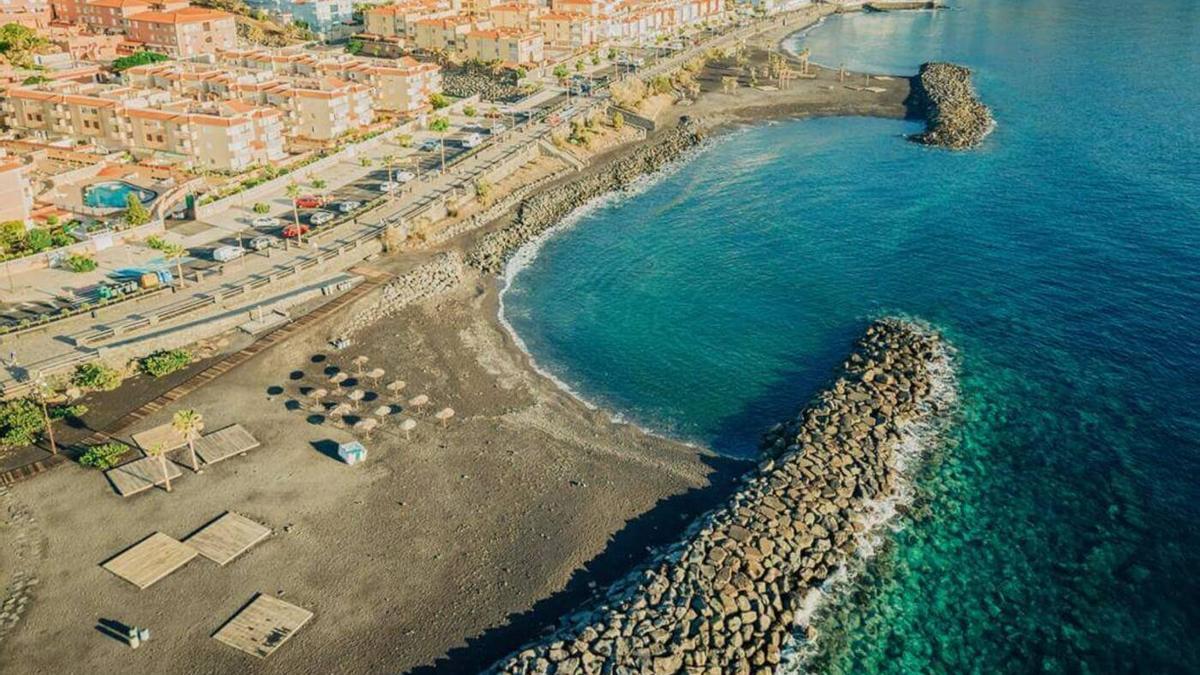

{"left": 172, "top": 409, "right": 204, "bottom": 473}
{"left": 381, "top": 154, "right": 396, "bottom": 200}
{"left": 429, "top": 116, "right": 450, "bottom": 174}
{"left": 285, "top": 181, "right": 303, "bottom": 245}
{"left": 31, "top": 376, "right": 57, "bottom": 455}
{"left": 162, "top": 243, "right": 187, "bottom": 288}
{"left": 311, "top": 178, "right": 328, "bottom": 204}
{"left": 147, "top": 442, "right": 171, "bottom": 492}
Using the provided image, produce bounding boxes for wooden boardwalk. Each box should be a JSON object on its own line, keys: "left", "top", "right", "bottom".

{"left": 131, "top": 423, "right": 187, "bottom": 453}
{"left": 185, "top": 512, "right": 270, "bottom": 566}
{"left": 105, "top": 456, "right": 183, "bottom": 497}
{"left": 194, "top": 425, "right": 260, "bottom": 466}
{"left": 0, "top": 275, "right": 386, "bottom": 488}
{"left": 102, "top": 532, "right": 196, "bottom": 589}
{"left": 213, "top": 593, "right": 313, "bottom": 658}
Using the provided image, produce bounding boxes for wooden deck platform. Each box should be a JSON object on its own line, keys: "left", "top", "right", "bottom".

{"left": 102, "top": 532, "right": 197, "bottom": 589}
{"left": 131, "top": 423, "right": 187, "bottom": 453}
{"left": 185, "top": 512, "right": 270, "bottom": 566}
{"left": 194, "top": 424, "right": 260, "bottom": 466}
{"left": 213, "top": 593, "right": 313, "bottom": 658}
{"left": 105, "top": 456, "right": 183, "bottom": 497}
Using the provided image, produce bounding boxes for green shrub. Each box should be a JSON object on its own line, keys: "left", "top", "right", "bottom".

{"left": 72, "top": 362, "right": 122, "bottom": 391}
{"left": 139, "top": 348, "right": 192, "bottom": 377}
{"left": 64, "top": 254, "right": 97, "bottom": 273}
{"left": 429, "top": 92, "right": 449, "bottom": 110}
{"left": 463, "top": 105, "right": 477, "bottom": 117}
{"left": 50, "top": 403, "right": 87, "bottom": 420}
{"left": 79, "top": 442, "right": 129, "bottom": 469}
{"left": 252, "top": 202, "right": 270, "bottom": 214}
{"left": 145, "top": 235, "right": 167, "bottom": 250}
{"left": 26, "top": 228, "right": 51, "bottom": 252}
{"left": 0, "top": 399, "right": 44, "bottom": 448}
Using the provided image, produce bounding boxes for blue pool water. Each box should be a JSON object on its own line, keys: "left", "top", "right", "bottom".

{"left": 83, "top": 181, "right": 157, "bottom": 209}
{"left": 502, "top": 0, "right": 1200, "bottom": 671}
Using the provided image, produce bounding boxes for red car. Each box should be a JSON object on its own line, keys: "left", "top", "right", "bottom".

{"left": 294, "top": 195, "right": 323, "bottom": 208}
{"left": 282, "top": 222, "right": 310, "bottom": 239}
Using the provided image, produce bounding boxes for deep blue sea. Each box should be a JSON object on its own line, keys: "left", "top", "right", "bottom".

{"left": 502, "top": 0, "right": 1200, "bottom": 671}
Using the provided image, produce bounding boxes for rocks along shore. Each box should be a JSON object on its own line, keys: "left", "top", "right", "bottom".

{"left": 909, "top": 62, "right": 994, "bottom": 150}
{"left": 467, "top": 118, "right": 706, "bottom": 275}
{"left": 489, "top": 318, "right": 956, "bottom": 674}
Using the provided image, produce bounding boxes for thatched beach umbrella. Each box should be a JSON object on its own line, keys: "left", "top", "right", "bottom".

{"left": 354, "top": 417, "right": 378, "bottom": 437}
{"left": 434, "top": 407, "right": 455, "bottom": 428}
{"left": 352, "top": 355, "right": 369, "bottom": 375}
{"left": 309, "top": 388, "right": 328, "bottom": 410}
{"left": 373, "top": 405, "right": 391, "bottom": 418}
{"left": 329, "top": 372, "right": 348, "bottom": 385}
{"left": 400, "top": 418, "right": 417, "bottom": 440}
{"left": 367, "top": 368, "right": 385, "bottom": 388}
{"left": 330, "top": 402, "right": 353, "bottom": 426}
{"left": 386, "top": 380, "right": 406, "bottom": 399}
{"left": 347, "top": 389, "right": 365, "bottom": 409}
{"left": 407, "top": 394, "right": 429, "bottom": 410}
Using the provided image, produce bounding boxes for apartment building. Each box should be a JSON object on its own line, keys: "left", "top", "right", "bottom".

{"left": 0, "top": 157, "right": 35, "bottom": 227}
{"left": 0, "top": 83, "right": 285, "bottom": 170}
{"left": 539, "top": 12, "right": 598, "bottom": 51}
{"left": 486, "top": 2, "right": 540, "bottom": 30}
{"left": 125, "top": 7, "right": 237, "bottom": 58}
{"left": 464, "top": 27, "right": 543, "bottom": 67}
{"left": 363, "top": 0, "right": 455, "bottom": 39}
{"left": 0, "top": 0, "right": 50, "bottom": 28}
{"left": 289, "top": 0, "right": 355, "bottom": 37}
{"left": 412, "top": 15, "right": 488, "bottom": 52}
{"left": 77, "top": 0, "right": 156, "bottom": 33}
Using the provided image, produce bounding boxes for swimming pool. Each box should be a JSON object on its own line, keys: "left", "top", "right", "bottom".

{"left": 83, "top": 181, "right": 158, "bottom": 209}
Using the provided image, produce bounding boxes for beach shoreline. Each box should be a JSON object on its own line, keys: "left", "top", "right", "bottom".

{"left": 0, "top": 11, "right": 951, "bottom": 673}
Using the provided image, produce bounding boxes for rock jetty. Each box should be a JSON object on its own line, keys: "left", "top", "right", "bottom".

{"left": 341, "top": 251, "right": 464, "bottom": 337}
{"left": 490, "top": 318, "right": 956, "bottom": 674}
{"left": 908, "top": 62, "right": 993, "bottom": 150}
{"left": 468, "top": 118, "right": 705, "bottom": 274}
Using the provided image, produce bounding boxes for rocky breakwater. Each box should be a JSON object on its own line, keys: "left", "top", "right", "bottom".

{"left": 490, "top": 318, "right": 956, "bottom": 675}
{"left": 908, "top": 62, "right": 994, "bottom": 150}
{"left": 341, "top": 252, "right": 464, "bottom": 337}
{"left": 468, "top": 119, "right": 705, "bottom": 275}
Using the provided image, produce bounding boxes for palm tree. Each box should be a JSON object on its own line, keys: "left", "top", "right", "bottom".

{"left": 381, "top": 154, "right": 396, "bottom": 200}
{"left": 162, "top": 243, "right": 186, "bottom": 288}
{"left": 429, "top": 116, "right": 450, "bottom": 174}
{"left": 285, "top": 181, "right": 303, "bottom": 245}
{"left": 172, "top": 409, "right": 204, "bottom": 473}
{"left": 147, "top": 442, "right": 171, "bottom": 492}
{"left": 31, "top": 376, "right": 57, "bottom": 455}
{"left": 311, "top": 178, "right": 328, "bottom": 204}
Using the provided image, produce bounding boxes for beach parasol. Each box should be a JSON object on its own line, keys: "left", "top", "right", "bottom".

{"left": 354, "top": 417, "right": 378, "bottom": 436}
{"left": 347, "top": 389, "right": 365, "bottom": 409}
{"left": 329, "top": 372, "right": 348, "bottom": 385}
{"left": 367, "top": 368, "right": 385, "bottom": 388}
{"left": 407, "top": 394, "right": 429, "bottom": 410}
{"left": 400, "top": 418, "right": 417, "bottom": 440}
{"left": 434, "top": 407, "right": 455, "bottom": 428}
{"left": 352, "top": 355, "right": 369, "bottom": 375}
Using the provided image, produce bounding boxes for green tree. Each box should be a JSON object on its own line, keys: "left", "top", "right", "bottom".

{"left": 26, "top": 228, "right": 51, "bottom": 252}
{"left": 311, "top": 178, "right": 328, "bottom": 204}
{"left": 552, "top": 64, "right": 569, "bottom": 80}
{"left": 574, "top": 59, "right": 584, "bottom": 72}
{"left": 172, "top": 409, "right": 204, "bottom": 473}
{"left": 111, "top": 50, "right": 169, "bottom": 72}
{"left": 124, "top": 192, "right": 151, "bottom": 226}
{"left": 285, "top": 181, "right": 303, "bottom": 244}
{"left": 252, "top": 202, "right": 270, "bottom": 214}
{"left": 0, "top": 24, "right": 48, "bottom": 68}
{"left": 162, "top": 242, "right": 186, "bottom": 287}
{"left": 64, "top": 254, "right": 97, "bottom": 273}
{"left": 463, "top": 105, "right": 477, "bottom": 117}
{"left": 72, "top": 362, "right": 122, "bottom": 391}
{"left": 429, "top": 116, "right": 450, "bottom": 174}
{"left": 79, "top": 442, "right": 129, "bottom": 470}
{"left": 428, "top": 92, "right": 449, "bottom": 110}
{"left": 345, "top": 38, "right": 364, "bottom": 55}
{"left": 380, "top": 154, "right": 395, "bottom": 199}
{"left": 0, "top": 398, "right": 43, "bottom": 449}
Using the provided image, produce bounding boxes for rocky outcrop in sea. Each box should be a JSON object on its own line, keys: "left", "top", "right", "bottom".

{"left": 908, "top": 62, "right": 994, "bottom": 149}
{"left": 489, "top": 318, "right": 956, "bottom": 674}
{"left": 468, "top": 119, "right": 705, "bottom": 274}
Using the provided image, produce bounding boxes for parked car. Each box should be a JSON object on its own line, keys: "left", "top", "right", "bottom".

{"left": 394, "top": 170, "right": 416, "bottom": 183}
{"left": 449, "top": 132, "right": 484, "bottom": 149}
{"left": 487, "top": 123, "right": 506, "bottom": 135}
{"left": 335, "top": 200, "right": 361, "bottom": 214}
{"left": 282, "top": 222, "right": 310, "bottom": 239}
{"left": 294, "top": 195, "right": 323, "bottom": 208}
{"left": 249, "top": 235, "right": 275, "bottom": 251}
{"left": 251, "top": 216, "right": 278, "bottom": 228}
{"left": 309, "top": 211, "right": 335, "bottom": 226}
{"left": 213, "top": 245, "right": 245, "bottom": 262}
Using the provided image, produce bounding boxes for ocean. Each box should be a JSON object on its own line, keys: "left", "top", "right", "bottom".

{"left": 500, "top": 0, "right": 1200, "bottom": 671}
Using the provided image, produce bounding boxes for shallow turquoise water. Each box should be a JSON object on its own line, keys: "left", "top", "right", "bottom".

{"left": 503, "top": 0, "right": 1200, "bottom": 671}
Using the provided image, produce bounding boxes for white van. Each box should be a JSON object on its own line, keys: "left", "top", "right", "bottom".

{"left": 213, "top": 245, "right": 245, "bottom": 263}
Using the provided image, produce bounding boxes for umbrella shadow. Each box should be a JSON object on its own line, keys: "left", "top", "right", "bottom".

{"left": 95, "top": 618, "right": 133, "bottom": 646}
{"left": 309, "top": 439, "right": 342, "bottom": 462}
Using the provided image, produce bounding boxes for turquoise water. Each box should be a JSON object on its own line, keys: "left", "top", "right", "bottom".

{"left": 502, "top": 0, "right": 1200, "bottom": 671}
{"left": 83, "top": 181, "right": 157, "bottom": 209}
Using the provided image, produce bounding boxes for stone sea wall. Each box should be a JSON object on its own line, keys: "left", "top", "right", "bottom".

{"left": 908, "top": 62, "right": 994, "bottom": 150}
{"left": 468, "top": 119, "right": 706, "bottom": 274}
{"left": 490, "top": 318, "right": 956, "bottom": 674}
{"left": 341, "top": 252, "right": 464, "bottom": 337}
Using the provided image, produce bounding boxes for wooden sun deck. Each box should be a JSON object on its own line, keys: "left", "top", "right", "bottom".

{"left": 101, "top": 532, "right": 197, "bottom": 589}
{"left": 194, "top": 424, "right": 260, "bottom": 466}
{"left": 105, "top": 456, "right": 183, "bottom": 497}
{"left": 131, "top": 423, "right": 187, "bottom": 453}
{"left": 213, "top": 593, "right": 313, "bottom": 658}
{"left": 185, "top": 512, "right": 271, "bottom": 566}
